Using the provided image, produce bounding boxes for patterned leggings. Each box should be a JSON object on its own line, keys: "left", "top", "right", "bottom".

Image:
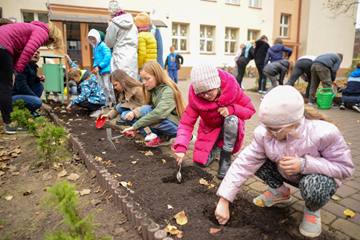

{"left": 255, "top": 159, "right": 337, "bottom": 211}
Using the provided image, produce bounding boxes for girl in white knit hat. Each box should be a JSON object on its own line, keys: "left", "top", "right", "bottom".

{"left": 173, "top": 62, "right": 256, "bottom": 179}
{"left": 215, "top": 85, "right": 354, "bottom": 238}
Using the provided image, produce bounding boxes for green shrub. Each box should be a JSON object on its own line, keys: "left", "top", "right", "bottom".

{"left": 43, "top": 180, "right": 110, "bottom": 240}
{"left": 37, "top": 124, "right": 69, "bottom": 167}
{"left": 345, "top": 54, "right": 360, "bottom": 78}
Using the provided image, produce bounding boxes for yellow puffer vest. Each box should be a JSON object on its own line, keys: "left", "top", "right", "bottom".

{"left": 138, "top": 31, "right": 157, "bottom": 68}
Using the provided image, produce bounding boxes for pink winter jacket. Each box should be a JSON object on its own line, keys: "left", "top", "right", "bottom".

{"left": 217, "top": 117, "right": 354, "bottom": 203}
{"left": 0, "top": 21, "right": 49, "bottom": 73}
{"left": 174, "top": 69, "right": 256, "bottom": 165}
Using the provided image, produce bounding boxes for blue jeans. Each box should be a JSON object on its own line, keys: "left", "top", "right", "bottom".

{"left": 140, "top": 105, "right": 178, "bottom": 138}
{"left": 12, "top": 82, "right": 43, "bottom": 112}
{"left": 116, "top": 103, "right": 147, "bottom": 136}
{"left": 342, "top": 95, "right": 360, "bottom": 104}
{"left": 169, "top": 69, "right": 178, "bottom": 84}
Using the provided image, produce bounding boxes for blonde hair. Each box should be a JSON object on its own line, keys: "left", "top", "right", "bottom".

{"left": 68, "top": 67, "right": 81, "bottom": 79}
{"left": 140, "top": 61, "right": 186, "bottom": 118}
{"left": 46, "top": 22, "right": 64, "bottom": 53}
{"left": 0, "top": 18, "right": 13, "bottom": 26}
{"left": 110, "top": 69, "right": 143, "bottom": 105}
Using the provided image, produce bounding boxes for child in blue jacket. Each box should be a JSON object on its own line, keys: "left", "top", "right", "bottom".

{"left": 164, "top": 46, "right": 184, "bottom": 84}
{"left": 264, "top": 38, "right": 292, "bottom": 67}
{"left": 65, "top": 55, "right": 106, "bottom": 118}
{"left": 88, "top": 29, "right": 115, "bottom": 108}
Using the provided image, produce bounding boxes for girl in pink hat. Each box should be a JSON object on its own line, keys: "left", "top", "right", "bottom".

{"left": 173, "top": 62, "right": 256, "bottom": 179}
{"left": 215, "top": 85, "right": 354, "bottom": 238}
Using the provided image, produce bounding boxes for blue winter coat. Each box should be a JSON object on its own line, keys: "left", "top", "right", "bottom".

{"left": 88, "top": 29, "right": 112, "bottom": 75}
{"left": 13, "top": 61, "right": 39, "bottom": 96}
{"left": 151, "top": 25, "right": 164, "bottom": 69}
{"left": 343, "top": 68, "right": 360, "bottom": 96}
{"left": 264, "top": 44, "right": 293, "bottom": 67}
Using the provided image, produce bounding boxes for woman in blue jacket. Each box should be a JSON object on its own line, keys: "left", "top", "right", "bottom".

{"left": 88, "top": 29, "right": 115, "bottom": 108}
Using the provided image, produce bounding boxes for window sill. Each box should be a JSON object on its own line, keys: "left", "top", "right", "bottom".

{"left": 225, "top": 53, "right": 236, "bottom": 56}
{"left": 280, "top": 37, "right": 291, "bottom": 40}
{"left": 177, "top": 51, "right": 191, "bottom": 54}
{"left": 201, "top": 0, "right": 217, "bottom": 2}
{"left": 248, "top": 6, "right": 262, "bottom": 9}
{"left": 225, "top": 3, "right": 240, "bottom": 6}
{"left": 200, "top": 52, "right": 216, "bottom": 55}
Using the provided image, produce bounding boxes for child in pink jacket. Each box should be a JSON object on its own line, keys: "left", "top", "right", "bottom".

{"left": 173, "top": 62, "right": 255, "bottom": 179}
{"left": 215, "top": 86, "right": 354, "bottom": 238}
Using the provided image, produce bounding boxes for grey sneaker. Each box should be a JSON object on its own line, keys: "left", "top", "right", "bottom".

{"left": 5, "top": 124, "right": 27, "bottom": 134}
{"left": 299, "top": 206, "right": 322, "bottom": 238}
{"left": 253, "top": 186, "right": 291, "bottom": 207}
{"left": 339, "top": 103, "right": 346, "bottom": 110}
{"left": 352, "top": 104, "right": 360, "bottom": 113}
{"left": 307, "top": 100, "right": 315, "bottom": 106}
{"left": 90, "top": 108, "right": 104, "bottom": 118}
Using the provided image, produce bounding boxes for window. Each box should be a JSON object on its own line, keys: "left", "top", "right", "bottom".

{"left": 225, "top": 28, "right": 237, "bottom": 54}
{"left": 200, "top": 25, "right": 214, "bottom": 52}
{"left": 23, "top": 12, "right": 49, "bottom": 23}
{"left": 226, "top": 0, "right": 239, "bottom": 3}
{"left": 172, "top": 23, "right": 188, "bottom": 51}
{"left": 280, "top": 14, "right": 290, "bottom": 37}
{"left": 247, "top": 30, "right": 259, "bottom": 41}
{"left": 249, "top": 0, "right": 260, "bottom": 7}
{"left": 0, "top": 9, "right": 2, "bottom": 18}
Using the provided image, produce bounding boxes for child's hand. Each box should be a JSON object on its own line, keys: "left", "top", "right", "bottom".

{"left": 66, "top": 103, "right": 72, "bottom": 111}
{"left": 215, "top": 197, "right": 230, "bottom": 225}
{"left": 101, "top": 115, "right": 109, "bottom": 119}
{"left": 175, "top": 152, "right": 185, "bottom": 165}
{"left": 93, "top": 67, "right": 99, "bottom": 73}
{"left": 218, "top": 107, "right": 229, "bottom": 118}
{"left": 65, "top": 54, "right": 71, "bottom": 63}
{"left": 38, "top": 75, "right": 46, "bottom": 82}
{"left": 124, "top": 112, "right": 135, "bottom": 121}
{"left": 123, "top": 126, "right": 135, "bottom": 134}
{"left": 279, "top": 156, "right": 301, "bottom": 175}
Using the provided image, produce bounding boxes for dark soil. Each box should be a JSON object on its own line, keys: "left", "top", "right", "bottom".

{"left": 47, "top": 101, "right": 338, "bottom": 240}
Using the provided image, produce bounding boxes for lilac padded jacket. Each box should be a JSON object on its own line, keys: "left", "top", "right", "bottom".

{"left": 0, "top": 21, "right": 49, "bottom": 73}
{"left": 217, "top": 117, "right": 354, "bottom": 202}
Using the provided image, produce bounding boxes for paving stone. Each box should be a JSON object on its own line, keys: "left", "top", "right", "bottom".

{"left": 343, "top": 180, "right": 360, "bottom": 191}
{"left": 243, "top": 177, "right": 256, "bottom": 186}
{"left": 321, "top": 209, "right": 336, "bottom": 225}
{"left": 352, "top": 170, "right": 360, "bottom": 177}
{"left": 340, "top": 198, "right": 360, "bottom": 212}
{"left": 290, "top": 211, "right": 303, "bottom": 225}
{"left": 346, "top": 211, "right": 360, "bottom": 226}
{"left": 323, "top": 201, "right": 348, "bottom": 219}
{"left": 350, "top": 194, "right": 360, "bottom": 201}
{"left": 331, "top": 231, "right": 351, "bottom": 240}
{"left": 336, "top": 184, "right": 359, "bottom": 197}
{"left": 332, "top": 218, "right": 360, "bottom": 240}
{"left": 293, "top": 191, "right": 303, "bottom": 200}
{"left": 248, "top": 181, "right": 268, "bottom": 192}
{"left": 291, "top": 200, "right": 305, "bottom": 213}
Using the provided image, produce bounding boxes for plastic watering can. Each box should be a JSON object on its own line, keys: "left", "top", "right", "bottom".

{"left": 316, "top": 88, "right": 338, "bottom": 109}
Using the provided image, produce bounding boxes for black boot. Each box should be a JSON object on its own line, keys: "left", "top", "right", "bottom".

{"left": 217, "top": 150, "right": 232, "bottom": 179}
{"left": 116, "top": 119, "right": 127, "bottom": 126}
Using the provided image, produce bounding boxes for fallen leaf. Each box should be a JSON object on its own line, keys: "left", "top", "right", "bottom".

{"left": 23, "top": 190, "right": 32, "bottom": 196}
{"left": 58, "top": 169, "right": 67, "bottom": 178}
{"left": 80, "top": 189, "right": 91, "bottom": 196}
{"left": 42, "top": 172, "right": 53, "bottom": 181}
{"left": 12, "top": 149, "right": 22, "bottom": 154}
{"left": 167, "top": 204, "right": 173, "bottom": 209}
{"left": 69, "top": 119, "right": 73, "bottom": 121}
{"left": 210, "top": 228, "right": 221, "bottom": 234}
{"left": 145, "top": 150, "right": 153, "bottom": 156}
{"left": 67, "top": 173, "right": 79, "bottom": 181}
{"left": 357, "top": 120, "right": 360, "bottom": 123}
{"left": 255, "top": 198, "right": 265, "bottom": 207}
{"left": 331, "top": 195, "right": 341, "bottom": 201}
{"left": 89, "top": 170, "right": 96, "bottom": 179}
{"left": 208, "top": 184, "right": 215, "bottom": 188}
{"left": 177, "top": 230, "right": 184, "bottom": 239}
{"left": 102, "top": 151, "right": 106, "bottom": 155}
{"left": 131, "top": 161, "right": 137, "bottom": 164}
{"left": 162, "top": 159, "right": 166, "bottom": 164}
{"left": 128, "top": 182, "right": 132, "bottom": 186}
{"left": 53, "top": 163, "right": 61, "bottom": 168}
{"left": 5, "top": 195, "right": 13, "bottom": 201}
{"left": 1, "top": 156, "right": 10, "bottom": 161}
{"left": 164, "top": 224, "right": 179, "bottom": 235}
{"left": 347, "top": 142, "right": 353, "bottom": 145}
{"left": 11, "top": 172, "right": 20, "bottom": 176}
{"left": 81, "top": 132, "right": 87, "bottom": 135}
{"left": 199, "top": 178, "right": 209, "bottom": 186}
{"left": 344, "top": 209, "right": 356, "bottom": 218}
{"left": 98, "top": 138, "right": 105, "bottom": 141}
{"left": 35, "top": 211, "right": 41, "bottom": 215}
{"left": 43, "top": 187, "right": 49, "bottom": 191}
{"left": 173, "top": 210, "right": 188, "bottom": 225}
{"left": 91, "top": 199, "right": 102, "bottom": 206}
{"left": 120, "top": 182, "right": 127, "bottom": 187}
{"left": 10, "top": 137, "right": 16, "bottom": 141}
{"left": 0, "top": 171, "right": 4, "bottom": 176}
{"left": 0, "top": 162, "right": 7, "bottom": 169}
{"left": 60, "top": 110, "right": 66, "bottom": 113}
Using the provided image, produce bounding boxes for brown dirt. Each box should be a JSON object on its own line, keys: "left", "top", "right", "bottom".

{"left": 45, "top": 101, "right": 340, "bottom": 240}
{"left": 0, "top": 123, "right": 141, "bottom": 240}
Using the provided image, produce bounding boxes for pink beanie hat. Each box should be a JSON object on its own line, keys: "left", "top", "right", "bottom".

{"left": 108, "top": 0, "right": 122, "bottom": 16}
{"left": 259, "top": 86, "right": 304, "bottom": 128}
{"left": 191, "top": 62, "right": 221, "bottom": 94}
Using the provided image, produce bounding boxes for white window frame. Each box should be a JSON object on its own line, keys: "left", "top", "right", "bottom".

{"left": 280, "top": 14, "right": 290, "bottom": 38}
{"left": 200, "top": 25, "right": 215, "bottom": 53}
{"left": 225, "top": 28, "right": 238, "bottom": 54}
{"left": 247, "top": 29, "right": 259, "bottom": 41}
{"left": 226, "top": 0, "right": 239, "bottom": 4}
{"left": 249, "top": 0, "right": 260, "bottom": 7}
{"left": 171, "top": 23, "right": 189, "bottom": 52}
{"left": 22, "top": 11, "right": 49, "bottom": 23}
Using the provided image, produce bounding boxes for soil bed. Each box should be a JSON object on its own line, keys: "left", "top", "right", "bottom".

{"left": 47, "top": 101, "right": 337, "bottom": 240}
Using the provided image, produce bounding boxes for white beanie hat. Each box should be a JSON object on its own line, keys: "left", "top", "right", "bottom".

{"left": 191, "top": 62, "right": 221, "bottom": 94}
{"left": 259, "top": 86, "right": 304, "bottom": 128}
{"left": 108, "top": 0, "right": 122, "bottom": 16}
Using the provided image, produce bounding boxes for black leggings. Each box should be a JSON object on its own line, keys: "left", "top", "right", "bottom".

{"left": 0, "top": 49, "right": 14, "bottom": 124}
{"left": 255, "top": 159, "right": 337, "bottom": 211}
{"left": 76, "top": 100, "right": 103, "bottom": 112}
{"left": 285, "top": 60, "right": 312, "bottom": 98}
{"left": 256, "top": 64, "right": 266, "bottom": 91}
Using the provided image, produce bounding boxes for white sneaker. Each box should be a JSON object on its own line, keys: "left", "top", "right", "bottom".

{"left": 53, "top": 95, "right": 59, "bottom": 102}
{"left": 144, "top": 133, "right": 157, "bottom": 142}
{"left": 90, "top": 108, "right": 104, "bottom": 118}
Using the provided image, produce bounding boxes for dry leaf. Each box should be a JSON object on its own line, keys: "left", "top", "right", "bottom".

{"left": 163, "top": 224, "right": 179, "bottom": 235}
{"left": 357, "top": 120, "right": 360, "bottom": 123}
{"left": 199, "top": 178, "right": 209, "bottom": 186}
{"left": 255, "top": 198, "right": 265, "bottom": 207}
{"left": 167, "top": 204, "right": 174, "bottom": 209}
{"left": 128, "top": 182, "right": 132, "bottom": 186}
{"left": 177, "top": 230, "right": 184, "bottom": 239}
{"left": 35, "top": 211, "right": 41, "bottom": 215}
{"left": 210, "top": 228, "right": 222, "bottom": 234}
{"left": 81, "top": 132, "right": 87, "bottom": 135}
{"left": 347, "top": 142, "right": 353, "bottom": 145}
{"left": 0, "top": 171, "right": 4, "bottom": 176}
{"left": 23, "top": 190, "right": 32, "bottom": 196}
{"left": 58, "top": 169, "right": 67, "bottom": 178}
{"left": 60, "top": 110, "right": 66, "bottom": 113}
{"left": 12, "top": 172, "right": 20, "bottom": 176}
{"left": 145, "top": 150, "right": 153, "bottom": 156}
{"left": 67, "top": 173, "right": 80, "bottom": 181}
{"left": 173, "top": 210, "right": 188, "bottom": 225}
{"left": 120, "top": 182, "right": 127, "bottom": 187}
{"left": 208, "top": 184, "right": 215, "bottom": 188}
{"left": 5, "top": 195, "right": 13, "bottom": 201}
{"left": 69, "top": 119, "right": 73, "bottom": 121}
{"left": 42, "top": 172, "right": 53, "bottom": 181}
{"left": 331, "top": 195, "right": 341, "bottom": 201}
{"left": 80, "top": 189, "right": 91, "bottom": 196}
{"left": 53, "top": 163, "right": 61, "bottom": 168}
{"left": 10, "top": 137, "right": 16, "bottom": 141}
{"left": 1, "top": 162, "right": 7, "bottom": 169}
{"left": 102, "top": 152, "right": 106, "bottom": 155}
{"left": 162, "top": 159, "right": 166, "bottom": 164}
{"left": 12, "top": 149, "right": 22, "bottom": 154}
{"left": 0, "top": 224, "right": 3, "bottom": 229}
{"left": 131, "top": 161, "right": 137, "bottom": 164}
{"left": 344, "top": 209, "right": 356, "bottom": 218}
